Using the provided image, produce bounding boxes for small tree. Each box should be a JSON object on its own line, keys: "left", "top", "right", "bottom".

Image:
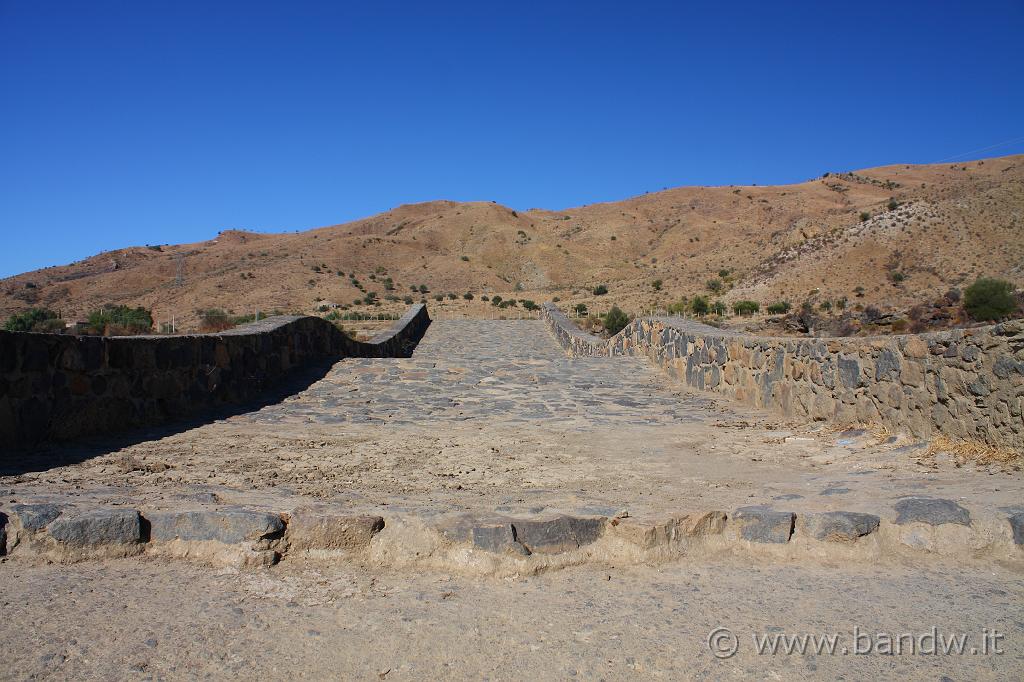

{"left": 604, "top": 306, "right": 630, "bottom": 335}
{"left": 706, "top": 279, "right": 723, "bottom": 294}
{"left": 732, "top": 300, "right": 759, "bottom": 316}
{"left": 690, "top": 296, "right": 709, "bottom": 315}
{"left": 766, "top": 301, "right": 791, "bottom": 314}
{"left": 592, "top": 284, "right": 608, "bottom": 296}
{"left": 573, "top": 303, "right": 588, "bottom": 316}
{"left": 963, "top": 277, "right": 1016, "bottom": 321}
{"left": 4, "top": 307, "right": 59, "bottom": 332}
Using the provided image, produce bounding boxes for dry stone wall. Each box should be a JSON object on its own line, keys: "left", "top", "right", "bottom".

{"left": 0, "top": 305, "right": 430, "bottom": 449}
{"left": 541, "top": 303, "right": 1024, "bottom": 450}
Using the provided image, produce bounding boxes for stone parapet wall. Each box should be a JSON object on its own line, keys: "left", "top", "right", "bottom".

{"left": 540, "top": 303, "right": 1024, "bottom": 450}
{"left": 0, "top": 305, "right": 430, "bottom": 449}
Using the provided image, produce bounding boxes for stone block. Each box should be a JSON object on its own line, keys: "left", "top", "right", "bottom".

{"left": 511, "top": 516, "right": 605, "bottom": 554}
{"left": 1007, "top": 513, "right": 1024, "bottom": 546}
{"left": 893, "top": 498, "right": 970, "bottom": 527}
{"left": 286, "top": 508, "right": 384, "bottom": 552}
{"left": 146, "top": 509, "right": 284, "bottom": 544}
{"left": 731, "top": 507, "right": 794, "bottom": 543}
{"left": 9, "top": 503, "right": 65, "bottom": 531}
{"left": 47, "top": 508, "right": 141, "bottom": 547}
{"left": 800, "top": 511, "right": 880, "bottom": 542}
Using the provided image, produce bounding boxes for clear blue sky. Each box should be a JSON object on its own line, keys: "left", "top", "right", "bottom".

{"left": 2, "top": 1, "right": 1022, "bottom": 278}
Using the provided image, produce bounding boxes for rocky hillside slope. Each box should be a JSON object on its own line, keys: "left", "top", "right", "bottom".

{"left": 2, "top": 155, "right": 1021, "bottom": 331}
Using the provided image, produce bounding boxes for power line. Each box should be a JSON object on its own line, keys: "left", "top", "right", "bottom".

{"left": 934, "top": 134, "right": 1024, "bottom": 164}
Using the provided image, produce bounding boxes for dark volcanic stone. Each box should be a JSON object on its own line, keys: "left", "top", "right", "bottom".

{"left": 47, "top": 508, "right": 141, "bottom": 547}
{"left": 10, "top": 503, "right": 66, "bottom": 531}
{"left": 511, "top": 516, "right": 605, "bottom": 554}
{"left": 731, "top": 507, "right": 795, "bottom": 543}
{"left": 801, "top": 511, "right": 880, "bottom": 542}
{"left": 894, "top": 498, "right": 971, "bottom": 527}
{"left": 146, "top": 509, "right": 284, "bottom": 544}
{"left": 1008, "top": 513, "right": 1024, "bottom": 546}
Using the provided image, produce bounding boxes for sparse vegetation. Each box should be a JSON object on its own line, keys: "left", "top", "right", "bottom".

{"left": 592, "top": 284, "right": 608, "bottom": 296}
{"left": 706, "top": 279, "right": 723, "bottom": 294}
{"left": 766, "top": 301, "right": 791, "bottom": 315}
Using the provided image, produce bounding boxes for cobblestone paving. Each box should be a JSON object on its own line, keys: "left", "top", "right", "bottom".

{"left": 245, "top": 320, "right": 721, "bottom": 428}
{"left": 5, "top": 320, "right": 1022, "bottom": 524}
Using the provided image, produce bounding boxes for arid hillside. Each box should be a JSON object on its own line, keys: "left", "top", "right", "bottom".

{"left": 3, "top": 155, "right": 1022, "bottom": 331}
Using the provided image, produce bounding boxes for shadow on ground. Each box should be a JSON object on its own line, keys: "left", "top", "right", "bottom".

{"left": 0, "top": 359, "right": 339, "bottom": 476}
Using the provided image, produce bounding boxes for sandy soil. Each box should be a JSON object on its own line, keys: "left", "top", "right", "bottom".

{"left": 1, "top": 557, "right": 1021, "bottom": 680}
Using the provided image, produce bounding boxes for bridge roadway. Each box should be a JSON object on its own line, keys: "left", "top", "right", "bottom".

{"left": 3, "top": 319, "right": 1023, "bottom": 680}
{"left": 7, "top": 319, "right": 1021, "bottom": 522}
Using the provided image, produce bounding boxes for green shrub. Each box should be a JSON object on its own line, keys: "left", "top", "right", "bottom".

{"left": 521, "top": 300, "right": 538, "bottom": 311}
{"left": 463, "top": 292, "right": 474, "bottom": 300}
{"left": 491, "top": 295, "right": 502, "bottom": 306}
{"left": 4, "top": 307, "right": 59, "bottom": 332}
{"left": 690, "top": 296, "right": 709, "bottom": 315}
{"left": 592, "top": 284, "right": 608, "bottom": 296}
{"left": 651, "top": 279, "right": 662, "bottom": 291}
{"left": 706, "top": 279, "right": 723, "bottom": 293}
{"left": 732, "top": 300, "right": 759, "bottom": 316}
{"left": 766, "top": 301, "right": 791, "bottom": 314}
{"left": 710, "top": 300, "right": 727, "bottom": 315}
{"left": 89, "top": 305, "right": 154, "bottom": 335}
{"left": 604, "top": 306, "right": 630, "bottom": 335}
{"left": 859, "top": 212, "right": 870, "bottom": 222}
{"left": 963, "top": 277, "right": 1017, "bottom": 321}
{"left": 573, "top": 303, "right": 588, "bottom": 316}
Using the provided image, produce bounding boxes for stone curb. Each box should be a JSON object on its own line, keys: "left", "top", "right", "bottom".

{"left": 0, "top": 498, "right": 1020, "bottom": 569}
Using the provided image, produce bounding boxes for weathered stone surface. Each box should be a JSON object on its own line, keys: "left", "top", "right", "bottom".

{"left": 9, "top": 503, "right": 65, "bottom": 531}
{"left": 0, "top": 511, "right": 7, "bottom": 555}
{"left": 472, "top": 523, "right": 530, "bottom": 556}
{"left": 510, "top": 516, "right": 605, "bottom": 554}
{"left": 286, "top": 509, "right": 384, "bottom": 552}
{"left": 800, "top": 512, "right": 880, "bottom": 542}
{"left": 676, "top": 511, "right": 728, "bottom": 537}
{"left": 1008, "top": 513, "right": 1024, "bottom": 546}
{"left": 731, "top": 508, "right": 794, "bottom": 543}
{"left": 893, "top": 498, "right": 971, "bottom": 527}
{"left": 47, "top": 508, "right": 141, "bottom": 547}
{"left": 146, "top": 509, "right": 284, "bottom": 544}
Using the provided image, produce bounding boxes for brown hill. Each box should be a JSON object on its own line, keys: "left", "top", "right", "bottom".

{"left": 3, "top": 155, "right": 1022, "bottom": 331}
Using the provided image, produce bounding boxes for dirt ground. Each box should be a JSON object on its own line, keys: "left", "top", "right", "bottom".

{"left": 1, "top": 557, "right": 1021, "bottom": 680}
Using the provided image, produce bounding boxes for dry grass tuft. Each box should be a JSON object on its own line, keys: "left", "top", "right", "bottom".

{"left": 920, "top": 435, "right": 1021, "bottom": 469}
